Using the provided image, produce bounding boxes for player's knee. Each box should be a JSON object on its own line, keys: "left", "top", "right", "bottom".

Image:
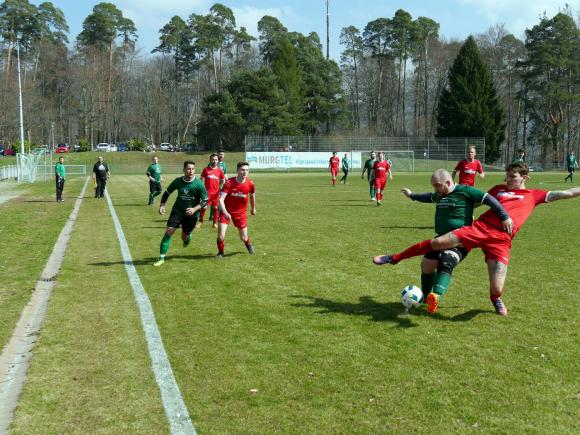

{"left": 438, "top": 249, "right": 461, "bottom": 275}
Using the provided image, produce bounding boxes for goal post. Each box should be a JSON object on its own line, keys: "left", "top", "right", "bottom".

{"left": 359, "top": 150, "right": 415, "bottom": 172}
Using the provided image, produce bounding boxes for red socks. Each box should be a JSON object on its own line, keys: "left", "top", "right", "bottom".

{"left": 199, "top": 208, "right": 206, "bottom": 222}
{"left": 391, "top": 239, "right": 433, "bottom": 263}
{"left": 212, "top": 207, "right": 218, "bottom": 224}
{"left": 217, "top": 239, "right": 224, "bottom": 254}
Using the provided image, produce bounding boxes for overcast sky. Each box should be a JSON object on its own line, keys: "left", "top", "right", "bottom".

{"left": 34, "top": 0, "right": 574, "bottom": 59}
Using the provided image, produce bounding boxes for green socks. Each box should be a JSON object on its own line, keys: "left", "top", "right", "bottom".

{"left": 433, "top": 272, "right": 452, "bottom": 297}
{"left": 160, "top": 234, "right": 171, "bottom": 256}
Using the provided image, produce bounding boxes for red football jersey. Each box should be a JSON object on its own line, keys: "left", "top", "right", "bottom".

{"left": 372, "top": 160, "right": 391, "bottom": 180}
{"left": 329, "top": 156, "right": 340, "bottom": 169}
{"left": 223, "top": 177, "right": 255, "bottom": 215}
{"left": 201, "top": 166, "right": 225, "bottom": 194}
{"left": 478, "top": 185, "right": 549, "bottom": 238}
{"left": 454, "top": 159, "right": 483, "bottom": 186}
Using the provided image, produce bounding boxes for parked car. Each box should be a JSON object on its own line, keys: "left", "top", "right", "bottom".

{"left": 55, "top": 144, "right": 69, "bottom": 153}
{"left": 145, "top": 144, "right": 156, "bottom": 152}
{"left": 4, "top": 147, "right": 15, "bottom": 156}
{"left": 109, "top": 144, "right": 117, "bottom": 152}
{"left": 0, "top": 144, "right": 4, "bottom": 156}
{"left": 159, "top": 143, "right": 171, "bottom": 151}
{"left": 118, "top": 143, "right": 128, "bottom": 152}
{"left": 96, "top": 143, "right": 111, "bottom": 152}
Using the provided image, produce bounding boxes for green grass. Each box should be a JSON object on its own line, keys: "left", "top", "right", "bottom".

{"left": 4, "top": 169, "right": 579, "bottom": 433}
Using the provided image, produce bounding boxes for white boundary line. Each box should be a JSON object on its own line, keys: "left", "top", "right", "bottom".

{"left": 104, "top": 191, "right": 196, "bottom": 435}
{"left": 0, "top": 177, "right": 90, "bottom": 432}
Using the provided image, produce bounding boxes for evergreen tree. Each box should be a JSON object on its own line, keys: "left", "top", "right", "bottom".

{"left": 436, "top": 36, "right": 505, "bottom": 162}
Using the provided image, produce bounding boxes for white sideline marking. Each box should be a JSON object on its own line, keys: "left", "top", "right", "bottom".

{"left": 104, "top": 191, "right": 196, "bottom": 435}
{"left": 0, "top": 177, "right": 90, "bottom": 432}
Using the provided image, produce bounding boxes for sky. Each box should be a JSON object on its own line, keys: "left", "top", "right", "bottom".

{"left": 33, "top": 0, "right": 574, "bottom": 60}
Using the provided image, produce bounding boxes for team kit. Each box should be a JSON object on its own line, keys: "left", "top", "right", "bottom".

{"left": 67, "top": 146, "right": 579, "bottom": 317}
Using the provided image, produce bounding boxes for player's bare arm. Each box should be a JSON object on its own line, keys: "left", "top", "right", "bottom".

{"left": 250, "top": 193, "right": 256, "bottom": 215}
{"left": 547, "top": 187, "right": 580, "bottom": 202}
{"left": 388, "top": 170, "right": 393, "bottom": 180}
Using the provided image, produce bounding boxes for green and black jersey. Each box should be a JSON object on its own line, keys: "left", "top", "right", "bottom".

{"left": 164, "top": 176, "right": 208, "bottom": 217}
{"left": 55, "top": 162, "right": 66, "bottom": 180}
{"left": 342, "top": 157, "right": 349, "bottom": 171}
{"left": 430, "top": 185, "right": 486, "bottom": 235}
{"left": 217, "top": 161, "right": 228, "bottom": 175}
{"left": 363, "top": 158, "right": 375, "bottom": 180}
{"left": 566, "top": 154, "right": 576, "bottom": 170}
{"left": 146, "top": 163, "right": 162, "bottom": 182}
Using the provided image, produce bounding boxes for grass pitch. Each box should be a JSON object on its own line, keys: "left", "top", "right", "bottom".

{"left": 2, "top": 168, "right": 579, "bottom": 433}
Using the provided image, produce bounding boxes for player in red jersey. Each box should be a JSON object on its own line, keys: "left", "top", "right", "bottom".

{"left": 329, "top": 151, "right": 340, "bottom": 186}
{"left": 452, "top": 145, "right": 484, "bottom": 186}
{"left": 199, "top": 153, "right": 225, "bottom": 228}
{"left": 373, "top": 162, "right": 580, "bottom": 315}
{"left": 216, "top": 161, "right": 256, "bottom": 258}
{"left": 371, "top": 152, "right": 393, "bottom": 206}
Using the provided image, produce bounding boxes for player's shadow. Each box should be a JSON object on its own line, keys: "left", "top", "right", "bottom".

{"left": 290, "top": 294, "right": 424, "bottom": 328}
{"left": 441, "top": 309, "right": 489, "bottom": 321}
{"left": 89, "top": 253, "right": 228, "bottom": 267}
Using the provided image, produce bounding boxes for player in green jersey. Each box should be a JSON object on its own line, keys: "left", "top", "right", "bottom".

{"left": 153, "top": 160, "right": 208, "bottom": 266}
{"left": 146, "top": 156, "right": 163, "bottom": 205}
{"left": 398, "top": 169, "right": 510, "bottom": 313}
{"left": 564, "top": 150, "right": 578, "bottom": 183}
{"left": 340, "top": 153, "right": 350, "bottom": 184}
{"left": 361, "top": 151, "right": 376, "bottom": 200}
{"left": 55, "top": 156, "right": 66, "bottom": 202}
{"left": 512, "top": 148, "right": 525, "bottom": 163}
{"left": 217, "top": 149, "right": 228, "bottom": 178}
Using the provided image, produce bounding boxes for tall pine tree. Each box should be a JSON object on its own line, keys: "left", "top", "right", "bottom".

{"left": 436, "top": 36, "right": 505, "bottom": 162}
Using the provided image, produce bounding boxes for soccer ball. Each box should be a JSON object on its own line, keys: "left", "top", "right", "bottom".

{"left": 400, "top": 285, "right": 424, "bottom": 308}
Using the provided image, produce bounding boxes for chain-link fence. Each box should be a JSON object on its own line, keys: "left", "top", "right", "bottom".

{"left": 245, "top": 136, "right": 489, "bottom": 172}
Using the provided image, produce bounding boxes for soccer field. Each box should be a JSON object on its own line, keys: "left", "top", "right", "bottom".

{"left": 1, "top": 169, "right": 579, "bottom": 433}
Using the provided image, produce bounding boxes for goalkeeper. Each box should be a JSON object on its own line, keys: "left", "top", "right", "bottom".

{"left": 153, "top": 160, "right": 208, "bottom": 266}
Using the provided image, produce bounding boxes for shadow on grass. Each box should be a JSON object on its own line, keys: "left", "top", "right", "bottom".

{"left": 89, "top": 252, "right": 234, "bottom": 267}
{"left": 290, "top": 294, "right": 420, "bottom": 328}
{"left": 115, "top": 203, "right": 149, "bottom": 207}
{"left": 290, "top": 295, "right": 490, "bottom": 326}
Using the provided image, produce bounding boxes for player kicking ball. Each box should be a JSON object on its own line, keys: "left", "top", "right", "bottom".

{"left": 216, "top": 161, "right": 256, "bottom": 258}
{"left": 373, "top": 162, "right": 580, "bottom": 316}
{"left": 153, "top": 160, "right": 208, "bottom": 266}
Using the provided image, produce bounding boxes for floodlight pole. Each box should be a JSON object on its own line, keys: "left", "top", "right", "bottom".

{"left": 325, "top": 0, "right": 330, "bottom": 60}
{"left": 16, "top": 36, "right": 25, "bottom": 155}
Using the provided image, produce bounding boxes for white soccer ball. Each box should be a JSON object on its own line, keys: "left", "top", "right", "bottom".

{"left": 400, "top": 285, "right": 424, "bottom": 308}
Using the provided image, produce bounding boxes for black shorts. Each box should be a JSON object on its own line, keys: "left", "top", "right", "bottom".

{"left": 567, "top": 167, "right": 575, "bottom": 173}
{"left": 424, "top": 247, "right": 469, "bottom": 262}
{"left": 166, "top": 211, "right": 198, "bottom": 235}
{"left": 149, "top": 180, "right": 162, "bottom": 193}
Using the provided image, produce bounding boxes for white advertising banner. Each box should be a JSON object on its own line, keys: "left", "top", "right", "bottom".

{"left": 246, "top": 152, "right": 362, "bottom": 169}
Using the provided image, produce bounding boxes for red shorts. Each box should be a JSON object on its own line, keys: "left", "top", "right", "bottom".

{"left": 330, "top": 168, "right": 339, "bottom": 177}
{"left": 219, "top": 212, "right": 247, "bottom": 229}
{"left": 452, "top": 220, "right": 512, "bottom": 265}
{"left": 374, "top": 178, "right": 387, "bottom": 191}
{"left": 207, "top": 191, "right": 220, "bottom": 207}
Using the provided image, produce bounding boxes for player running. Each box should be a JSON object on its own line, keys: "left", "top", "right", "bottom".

{"left": 361, "top": 151, "right": 377, "bottom": 201}
{"left": 564, "top": 150, "right": 578, "bottom": 183}
{"left": 400, "top": 169, "right": 510, "bottom": 313}
{"left": 199, "top": 153, "right": 225, "bottom": 228}
{"left": 146, "top": 156, "right": 163, "bottom": 205}
{"left": 340, "top": 153, "right": 350, "bottom": 184}
{"left": 374, "top": 162, "right": 580, "bottom": 316}
{"left": 329, "top": 152, "right": 340, "bottom": 186}
{"left": 216, "top": 161, "right": 256, "bottom": 258}
{"left": 153, "top": 160, "right": 208, "bottom": 266}
{"left": 452, "top": 145, "right": 484, "bottom": 186}
{"left": 371, "top": 152, "right": 392, "bottom": 206}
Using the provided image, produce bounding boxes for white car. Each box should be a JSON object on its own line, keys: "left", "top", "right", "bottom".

{"left": 96, "top": 143, "right": 111, "bottom": 152}
{"left": 159, "top": 143, "right": 171, "bottom": 151}
{"left": 109, "top": 144, "right": 117, "bottom": 152}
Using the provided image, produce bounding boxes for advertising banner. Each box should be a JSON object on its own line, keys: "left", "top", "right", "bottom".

{"left": 246, "top": 152, "right": 362, "bottom": 169}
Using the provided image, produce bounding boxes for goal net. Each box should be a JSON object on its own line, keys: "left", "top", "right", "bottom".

{"left": 359, "top": 150, "right": 415, "bottom": 172}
